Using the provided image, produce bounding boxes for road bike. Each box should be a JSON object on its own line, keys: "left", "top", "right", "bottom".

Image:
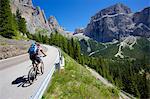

{"left": 28, "top": 56, "right": 45, "bottom": 84}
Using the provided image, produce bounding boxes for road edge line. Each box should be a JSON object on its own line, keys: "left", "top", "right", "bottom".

{"left": 30, "top": 47, "right": 60, "bottom": 99}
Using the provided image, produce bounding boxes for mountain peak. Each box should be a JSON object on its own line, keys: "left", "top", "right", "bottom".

{"left": 48, "top": 16, "right": 60, "bottom": 28}
{"left": 92, "top": 3, "right": 132, "bottom": 19}
{"left": 48, "top": 16, "right": 65, "bottom": 33}
{"left": 112, "top": 3, "right": 132, "bottom": 13}
{"left": 106, "top": 3, "right": 132, "bottom": 14}
{"left": 115, "top": 3, "right": 126, "bottom": 7}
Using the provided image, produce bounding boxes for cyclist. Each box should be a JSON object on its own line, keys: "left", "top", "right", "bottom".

{"left": 28, "top": 42, "right": 47, "bottom": 73}
{"left": 28, "top": 42, "right": 37, "bottom": 67}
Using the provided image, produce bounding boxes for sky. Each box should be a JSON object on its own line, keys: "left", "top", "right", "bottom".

{"left": 32, "top": 0, "right": 150, "bottom": 32}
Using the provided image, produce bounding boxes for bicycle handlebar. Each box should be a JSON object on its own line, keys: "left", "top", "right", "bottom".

{"left": 39, "top": 55, "right": 47, "bottom": 58}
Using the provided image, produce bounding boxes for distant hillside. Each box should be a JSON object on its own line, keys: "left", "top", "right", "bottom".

{"left": 79, "top": 37, "right": 150, "bottom": 60}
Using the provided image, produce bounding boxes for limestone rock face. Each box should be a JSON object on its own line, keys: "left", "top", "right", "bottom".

{"left": 91, "top": 3, "right": 132, "bottom": 21}
{"left": 132, "top": 7, "right": 150, "bottom": 37}
{"left": 10, "top": 0, "right": 52, "bottom": 34}
{"left": 84, "top": 3, "right": 150, "bottom": 42}
{"left": 48, "top": 16, "right": 64, "bottom": 33}
{"left": 133, "top": 7, "right": 150, "bottom": 27}
{"left": 74, "top": 28, "right": 85, "bottom": 35}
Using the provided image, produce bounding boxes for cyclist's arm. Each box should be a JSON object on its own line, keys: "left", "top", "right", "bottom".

{"left": 40, "top": 49, "right": 47, "bottom": 56}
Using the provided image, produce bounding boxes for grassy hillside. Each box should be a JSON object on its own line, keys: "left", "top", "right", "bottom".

{"left": 42, "top": 52, "right": 119, "bottom": 99}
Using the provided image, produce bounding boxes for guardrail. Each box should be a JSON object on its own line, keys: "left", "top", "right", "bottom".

{"left": 30, "top": 47, "right": 64, "bottom": 99}
{"left": 121, "top": 90, "right": 136, "bottom": 99}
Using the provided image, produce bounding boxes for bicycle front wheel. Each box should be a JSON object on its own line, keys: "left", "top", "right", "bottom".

{"left": 28, "top": 67, "right": 37, "bottom": 84}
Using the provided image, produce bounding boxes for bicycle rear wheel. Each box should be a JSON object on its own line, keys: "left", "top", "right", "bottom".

{"left": 39, "top": 62, "right": 44, "bottom": 74}
{"left": 28, "top": 67, "right": 37, "bottom": 84}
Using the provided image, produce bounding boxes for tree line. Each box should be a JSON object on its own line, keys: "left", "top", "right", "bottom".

{"left": 83, "top": 55, "right": 150, "bottom": 98}
{"left": 28, "top": 31, "right": 150, "bottom": 98}
{"left": 31, "top": 32, "right": 83, "bottom": 64}
{"left": 0, "top": 0, "right": 27, "bottom": 38}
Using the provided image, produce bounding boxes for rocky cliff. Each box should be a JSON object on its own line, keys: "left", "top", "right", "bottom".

{"left": 73, "top": 28, "right": 85, "bottom": 35}
{"left": 132, "top": 7, "right": 150, "bottom": 37}
{"left": 10, "top": 0, "right": 64, "bottom": 34}
{"left": 84, "top": 3, "right": 150, "bottom": 42}
{"left": 48, "top": 16, "right": 64, "bottom": 33}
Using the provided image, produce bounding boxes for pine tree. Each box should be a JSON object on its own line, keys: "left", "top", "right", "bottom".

{"left": 26, "top": 32, "right": 32, "bottom": 39}
{"left": 0, "top": 0, "right": 17, "bottom": 38}
{"left": 68, "top": 40, "right": 74, "bottom": 58}
{"left": 16, "top": 9, "right": 27, "bottom": 35}
{"left": 71, "top": 38, "right": 76, "bottom": 59}
{"left": 75, "top": 40, "right": 81, "bottom": 63}
{"left": 12, "top": 14, "right": 19, "bottom": 31}
{"left": 38, "top": 33, "right": 42, "bottom": 42}
{"left": 52, "top": 32, "right": 59, "bottom": 46}
{"left": 44, "top": 35, "right": 49, "bottom": 44}
{"left": 62, "top": 36, "right": 68, "bottom": 53}
{"left": 59, "top": 34, "right": 64, "bottom": 48}
{"left": 49, "top": 33, "right": 54, "bottom": 45}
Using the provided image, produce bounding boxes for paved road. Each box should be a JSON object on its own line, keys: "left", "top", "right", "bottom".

{"left": 0, "top": 45, "right": 59, "bottom": 99}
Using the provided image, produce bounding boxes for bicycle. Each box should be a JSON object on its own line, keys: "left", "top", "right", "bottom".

{"left": 28, "top": 56, "right": 45, "bottom": 84}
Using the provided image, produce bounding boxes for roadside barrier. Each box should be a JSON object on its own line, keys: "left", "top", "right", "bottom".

{"left": 30, "top": 47, "right": 65, "bottom": 99}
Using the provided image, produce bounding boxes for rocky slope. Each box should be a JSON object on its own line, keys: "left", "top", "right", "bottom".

{"left": 10, "top": 0, "right": 64, "bottom": 34}
{"left": 48, "top": 16, "right": 64, "bottom": 33}
{"left": 84, "top": 3, "right": 150, "bottom": 42}
{"left": 73, "top": 28, "right": 85, "bottom": 35}
{"left": 0, "top": 36, "right": 31, "bottom": 60}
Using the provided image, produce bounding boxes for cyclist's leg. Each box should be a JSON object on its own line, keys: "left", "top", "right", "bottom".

{"left": 28, "top": 55, "right": 37, "bottom": 82}
{"left": 35, "top": 56, "right": 42, "bottom": 72}
{"left": 31, "top": 55, "right": 37, "bottom": 68}
{"left": 30, "top": 55, "right": 35, "bottom": 66}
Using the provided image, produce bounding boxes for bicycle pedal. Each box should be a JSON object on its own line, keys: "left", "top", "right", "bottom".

{"left": 37, "top": 71, "right": 41, "bottom": 74}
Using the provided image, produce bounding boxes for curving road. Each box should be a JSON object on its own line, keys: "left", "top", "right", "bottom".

{"left": 0, "top": 45, "right": 59, "bottom": 99}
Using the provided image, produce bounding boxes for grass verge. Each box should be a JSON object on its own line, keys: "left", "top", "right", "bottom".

{"left": 42, "top": 51, "right": 119, "bottom": 99}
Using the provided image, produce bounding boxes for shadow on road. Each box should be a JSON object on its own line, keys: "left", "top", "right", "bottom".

{"left": 11, "top": 75, "right": 32, "bottom": 87}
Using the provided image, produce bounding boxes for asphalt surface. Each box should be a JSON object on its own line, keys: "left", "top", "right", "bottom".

{"left": 0, "top": 45, "right": 59, "bottom": 99}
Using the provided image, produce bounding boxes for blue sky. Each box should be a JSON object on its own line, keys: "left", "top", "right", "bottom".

{"left": 32, "top": 0, "right": 150, "bottom": 32}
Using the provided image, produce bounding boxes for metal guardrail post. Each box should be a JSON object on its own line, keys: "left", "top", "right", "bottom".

{"left": 56, "top": 48, "right": 65, "bottom": 70}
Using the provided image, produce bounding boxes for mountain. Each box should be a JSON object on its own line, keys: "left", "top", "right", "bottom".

{"left": 10, "top": 0, "right": 64, "bottom": 34}
{"left": 48, "top": 16, "right": 65, "bottom": 33}
{"left": 84, "top": 3, "right": 150, "bottom": 42}
{"left": 132, "top": 7, "right": 150, "bottom": 37}
{"left": 73, "top": 28, "right": 85, "bottom": 35}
